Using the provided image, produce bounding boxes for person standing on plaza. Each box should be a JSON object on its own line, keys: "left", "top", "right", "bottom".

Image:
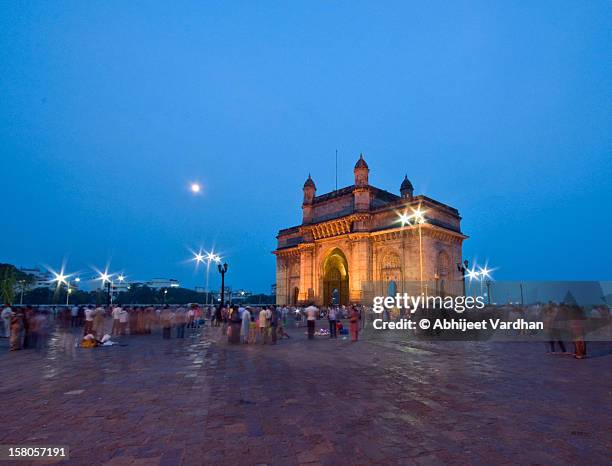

{"left": 175, "top": 306, "right": 187, "bottom": 338}
{"left": 349, "top": 306, "right": 360, "bottom": 342}
{"left": 9, "top": 308, "right": 24, "bottom": 351}
{"left": 31, "top": 309, "right": 49, "bottom": 351}
{"left": 568, "top": 304, "right": 587, "bottom": 359}
{"left": 193, "top": 304, "right": 202, "bottom": 328}
{"left": 129, "top": 307, "right": 138, "bottom": 334}
{"left": 248, "top": 313, "right": 257, "bottom": 344}
{"left": 111, "top": 305, "right": 122, "bottom": 336}
{"left": 187, "top": 306, "right": 195, "bottom": 328}
{"left": 221, "top": 306, "right": 229, "bottom": 335}
{"left": 70, "top": 305, "right": 79, "bottom": 327}
{"left": 228, "top": 305, "right": 242, "bottom": 344}
{"left": 92, "top": 306, "right": 105, "bottom": 338}
{"left": 270, "top": 305, "right": 279, "bottom": 345}
{"left": 259, "top": 307, "right": 269, "bottom": 344}
{"left": 305, "top": 303, "right": 318, "bottom": 340}
{"left": 328, "top": 306, "right": 337, "bottom": 339}
{"left": 22, "top": 306, "right": 34, "bottom": 348}
{"left": 160, "top": 305, "right": 172, "bottom": 339}
{"left": 544, "top": 302, "right": 566, "bottom": 353}
{"left": 119, "top": 307, "right": 129, "bottom": 335}
{"left": 2, "top": 303, "right": 13, "bottom": 338}
{"left": 84, "top": 306, "right": 94, "bottom": 335}
{"left": 241, "top": 306, "right": 251, "bottom": 344}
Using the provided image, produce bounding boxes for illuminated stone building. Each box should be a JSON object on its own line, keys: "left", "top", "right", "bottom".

{"left": 274, "top": 154, "right": 467, "bottom": 306}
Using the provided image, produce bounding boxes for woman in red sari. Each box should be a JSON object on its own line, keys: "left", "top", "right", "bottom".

{"left": 349, "top": 306, "right": 360, "bottom": 342}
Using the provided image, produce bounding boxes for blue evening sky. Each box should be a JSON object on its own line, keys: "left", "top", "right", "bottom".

{"left": 1, "top": 1, "right": 611, "bottom": 292}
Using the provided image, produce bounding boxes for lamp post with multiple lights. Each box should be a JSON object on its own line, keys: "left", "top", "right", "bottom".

{"left": 399, "top": 205, "right": 427, "bottom": 295}
{"left": 18, "top": 279, "right": 26, "bottom": 305}
{"left": 194, "top": 251, "right": 221, "bottom": 305}
{"left": 464, "top": 264, "right": 494, "bottom": 302}
{"left": 51, "top": 271, "right": 69, "bottom": 305}
{"left": 217, "top": 262, "right": 229, "bottom": 309}
{"left": 98, "top": 272, "right": 113, "bottom": 306}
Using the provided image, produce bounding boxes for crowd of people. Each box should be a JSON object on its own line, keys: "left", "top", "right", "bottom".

{"left": 1, "top": 303, "right": 210, "bottom": 351}
{"left": 0, "top": 301, "right": 365, "bottom": 351}
{"left": 4, "top": 300, "right": 602, "bottom": 356}
{"left": 215, "top": 303, "right": 363, "bottom": 345}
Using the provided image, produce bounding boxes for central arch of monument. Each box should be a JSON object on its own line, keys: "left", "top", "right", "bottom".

{"left": 322, "top": 248, "right": 349, "bottom": 306}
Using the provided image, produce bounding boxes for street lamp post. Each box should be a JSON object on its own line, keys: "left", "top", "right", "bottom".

{"left": 66, "top": 286, "right": 72, "bottom": 305}
{"left": 457, "top": 260, "right": 469, "bottom": 296}
{"left": 163, "top": 288, "right": 168, "bottom": 304}
{"left": 106, "top": 281, "right": 112, "bottom": 306}
{"left": 194, "top": 251, "right": 221, "bottom": 306}
{"left": 485, "top": 278, "right": 492, "bottom": 304}
{"left": 18, "top": 280, "right": 26, "bottom": 305}
{"left": 217, "top": 262, "right": 229, "bottom": 309}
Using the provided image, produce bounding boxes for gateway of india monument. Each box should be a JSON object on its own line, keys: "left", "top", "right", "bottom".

{"left": 274, "top": 154, "right": 467, "bottom": 306}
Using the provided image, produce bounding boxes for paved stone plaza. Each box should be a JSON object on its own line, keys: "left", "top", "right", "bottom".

{"left": 0, "top": 324, "right": 610, "bottom": 465}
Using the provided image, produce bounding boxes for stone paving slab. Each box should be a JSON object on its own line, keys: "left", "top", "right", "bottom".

{"left": 0, "top": 324, "right": 610, "bottom": 465}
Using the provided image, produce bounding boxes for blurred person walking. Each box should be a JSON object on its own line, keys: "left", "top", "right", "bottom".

{"left": 2, "top": 303, "right": 13, "bottom": 338}
{"left": 9, "top": 308, "right": 24, "bottom": 351}
{"left": 70, "top": 305, "right": 79, "bottom": 327}
{"left": 160, "top": 305, "right": 172, "bottom": 339}
{"left": 349, "top": 306, "right": 360, "bottom": 342}
{"left": 270, "top": 305, "right": 278, "bottom": 345}
{"left": 241, "top": 307, "right": 251, "bottom": 344}
{"left": 93, "top": 306, "right": 105, "bottom": 338}
{"left": 175, "top": 306, "right": 187, "bottom": 338}
{"left": 111, "top": 305, "right": 122, "bottom": 336}
{"left": 119, "top": 307, "right": 129, "bottom": 335}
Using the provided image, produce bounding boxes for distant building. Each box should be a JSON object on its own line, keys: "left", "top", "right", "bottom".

{"left": 18, "top": 267, "right": 54, "bottom": 290}
{"left": 145, "top": 278, "right": 180, "bottom": 290}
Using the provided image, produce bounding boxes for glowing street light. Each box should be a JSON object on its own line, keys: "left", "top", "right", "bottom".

{"left": 478, "top": 266, "right": 491, "bottom": 280}
{"left": 52, "top": 272, "right": 69, "bottom": 287}
{"left": 190, "top": 182, "right": 201, "bottom": 194}
{"left": 97, "top": 270, "right": 114, "bottom": 306}
{"left": 478, "top": 265, "right": 494, "bottom": 303}
{"left": 117, "top": 274, "right": 125, "bottom": 282}
{"left": 465, "top": 266, "right": 480, "bottom": 282}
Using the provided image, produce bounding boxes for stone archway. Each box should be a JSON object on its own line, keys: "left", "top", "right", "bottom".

{"left": 322, "top": 248, "right": 349, "bottom": 306}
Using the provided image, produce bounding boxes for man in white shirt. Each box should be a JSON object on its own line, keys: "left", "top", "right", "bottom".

{"left": 119, "top": 307, "right": 129, "bottom": 335}
{"left": 111, "top": 306, "right": 122, "bottom": 335}
{"left": 2, "top": 305, "right": 13, "bottom": 338}
{"left": 305, "top": 304, "right": 318, "bottom": 340}
{"left": 84, "top": 306, "right": 94, "bottom": 335}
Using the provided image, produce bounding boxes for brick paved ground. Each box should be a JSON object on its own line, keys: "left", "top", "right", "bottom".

{"left": 0, "top": 321, "right": 610, "bottom": 465}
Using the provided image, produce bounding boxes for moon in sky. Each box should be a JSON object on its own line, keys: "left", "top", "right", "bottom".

{"left": 190, "top": 183, "right": 201, "bottom": 194}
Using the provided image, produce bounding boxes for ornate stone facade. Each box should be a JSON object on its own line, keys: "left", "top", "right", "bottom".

{"left": 274, "top": 154, "right": 467, "bottom": 306}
